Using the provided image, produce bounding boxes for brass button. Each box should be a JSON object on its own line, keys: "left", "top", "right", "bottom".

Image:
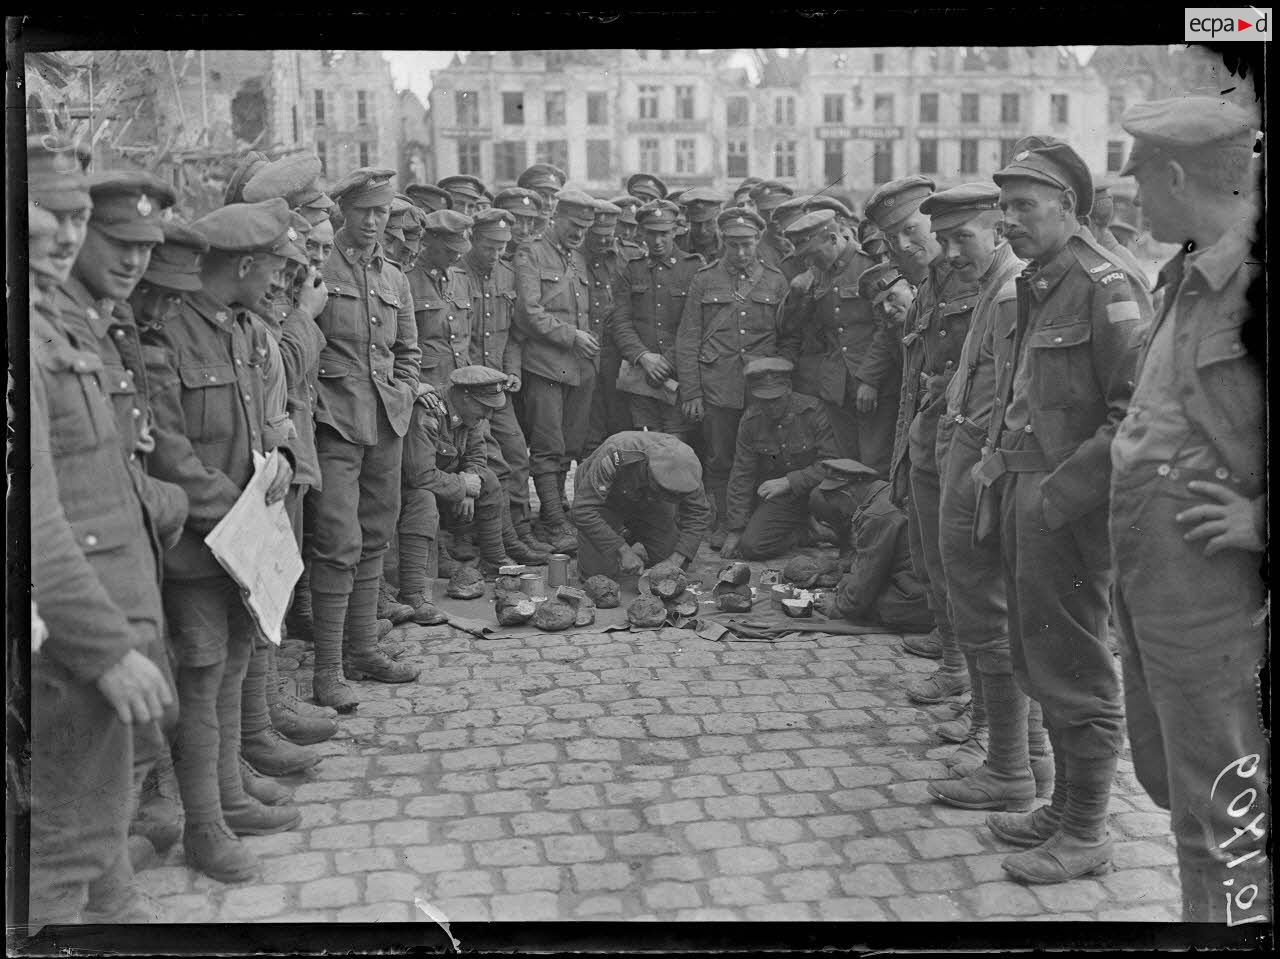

{"left": 84, "top": 534, "right": 99, "bottom": 547}
{"left": 1215, "top": 467, "right": 1230, "bottom": 480}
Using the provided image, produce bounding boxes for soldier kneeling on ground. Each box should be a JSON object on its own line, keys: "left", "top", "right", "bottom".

{"left": 814, "top": 459, "right": 934, "bottom": 633}
{"left": 720, "top": 357, "right": 840, "bottom": 560}
{"left": 570, "top": 430, "right": 712, "bottom": 582}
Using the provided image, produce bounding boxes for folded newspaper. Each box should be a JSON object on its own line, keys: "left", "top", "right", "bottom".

{"left": 615, "top": 359, "right": 678, "bottom": 406}
{"left": 204, "top": 449, "right": 302, "bottom": 646}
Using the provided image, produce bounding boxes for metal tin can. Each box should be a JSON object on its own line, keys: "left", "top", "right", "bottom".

{"left": 547, "top": 553, "right": 570, "bottom": 588}
{"left": 520, "top": 572, "right": 544, "bottom": 599}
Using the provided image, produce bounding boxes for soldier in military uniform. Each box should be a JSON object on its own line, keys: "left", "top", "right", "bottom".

{"left": 980, "top": 136, "right": 1150, "bottom": 884}
{"left": 438, "top": 174, "right": 486, "bottom": 217}
{"left": 27, "top": 144, "right": 183, "bottom": 924}
{"left": 494, "top": 187, "right": 544, "bottom": 259}
{"left": 748, "top": 180, "right": 796, "bottom": 272}
{"left": 675, "top": 207, "right": 789, "bottom": 550}
{"left": 454, "top": 209, "right": 550, "bottom": 562}
{"left": 584, "top": 199, "right": 638, "bottom": 455}
{"left": 779, "top": 208, "right": 886, "bottom": 471}
{"left": 382, "top": 194, "right": 425, "bottom": 273}
{"left": 404, "top": 365, "right": 522, "bottom": 574}
{"left": 1112, "top": 98, "right": 1266, "bottom": 921}
{"left": 804, "top": 194, "right": 860, "bottom": 241}
{"left": 919, "top": 184, "right": 1053, "bottom": 815}
{"left": 517, "top": 163, "right": 568, "bottom": 225}
{"left": 627, "top": 172, "right": 667, "bottom": 205}
{"left": 865, "top": 175, "right": 981, "bottom": 700}
{"left": 513, "top": 190, "right": 601, "bottom": 553}
{"left": 611, "top": 195, "right": 644, "bottom": 252}
{"left": 570, "top": 431, "right": 711, "bottom": 581}
{"left": 142, "top": 199, "right": 304, "bottom": 881}
{"left": 405, "top": 183, "right": 453, "bottom": 216}
{"left": 858, "top": 218, "right": 891, "bottom": 262}
{"left": 720, "top": 358, "right": 840, "bottom": 560}
{"left": 770, "top": 196, "right": 812, "bottom": 283}
{"left": 676, "top": 187, "right": 723, "bottom": 262}
{"left": 1086, "top": 184, "right": 1151, "bottom": 293}
{"left": 306, "top": 169, "right": 422, "bottom": 712}
{"left": 611, "top": 200, "right": 703, "bottom": 439}
{"left": 732, "top": 177, "right": 762, "bottom": 213}
{"left": 815, "top": 463, "right": 933, "bottom": 633}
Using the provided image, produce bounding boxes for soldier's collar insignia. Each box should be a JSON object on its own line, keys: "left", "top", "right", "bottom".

{"left": 884, "top": 197, "right": 896, "bottom": 208}
{"left": 287, "top": 227, "right": 297, "bottom": 241}
{"left": 215, "top": 310, "right": 228, "bottom": 322}
{"left": 137, "top": 194, "right": 153, "bottom": 217}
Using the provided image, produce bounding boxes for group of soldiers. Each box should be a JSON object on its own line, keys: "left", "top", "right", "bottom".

{"left": 25, "top": 85, "right": 1265, "bottom": 925}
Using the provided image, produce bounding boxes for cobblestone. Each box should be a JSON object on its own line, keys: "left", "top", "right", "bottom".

{"left": 139, "top": 587, "right": 1181, "bottom": 924}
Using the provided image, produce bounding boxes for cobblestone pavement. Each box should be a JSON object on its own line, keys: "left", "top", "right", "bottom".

{"left": 136, "top": 557, "right": 1182, "bottom": 923}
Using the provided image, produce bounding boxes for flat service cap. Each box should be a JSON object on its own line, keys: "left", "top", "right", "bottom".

{"left": 450, "top": 364, "right": 508, "bottom": 408}
{"left": 242, "top": 152, "right": 330, "bottom": 210}
{"left": 744, "top": 356, "right": 796, "bottom": 399}
{"left": 681, "top": 187, "right": 724, "bottom": 222}
{"left": 626, "top": 173, "right": 668, "bottom": 202}
{"left": 857, "top": 261, "right": 907, "bottom": 301}
{"left": 1120, "top": 96, "right": 1259, "bottom": 176}
{"left": 783, "top": 208, "right": 839, "bottom": 250}
{"left": 191, "top": 197, "right": 295, "bottom": 255}
{"left": 718, "top": 206, "right": 767, "bottom": 237}
{"left": 918, "top": 182, "right": 1001, "bottom": 232}
{"left": 591, "top": 199, "right": 623, "bottom": 233}
{"left": 749, "top": 179, "right": 795, "bottom": 212}
{"left": 517, "top": 163, "right": 568, "bottom": 192}
{"left": 405, "top": 183, "right": 453, "bottom": 213}
{"left": 864, "top": 175, "right": 936, "bottom": 232}
{"left": 422, "top": 209, "right": 474, "bottom": 251}
{"left": 817, "top": 458, "right": 879, "bottom": 490}
{"left": 992, "top": 135, "right": 1093, "bottom": 217}
{"left": 330, "top": 167, "right": 398, "bottom": 208}
{"left": 143, "top": 220, "right": 210, "bottom": 292}
{"left": 644, "top": 435, "right": 703, "bottom": 496}
{"left": 493, "top": 187, "right": 543, "bottom": 218}
{"left": 472, "top": 208, "right": 515, "bottom": 241}
{"left": 88, "top": 170, "right": 176, "bottom": 244}
{"left": 553, "top": 189, "right": 598, "bottom": 227}
{"left": 438, "top": 174, "right": 487, "bottom": 201}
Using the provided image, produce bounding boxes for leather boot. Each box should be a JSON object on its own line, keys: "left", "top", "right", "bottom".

{"left": 268, "top": 649, "right": 338, "bottom": 720}
{"left": 987, "top": 723, "right": 1069, "bottom": 848}
{"left": 241, "top": 757, "right": 294, "bottom": 806}
{"left": 534, "top": 473, "right": 577, "bottom": 553}
{"left": 929, "top": 671, "right": 1036, "bottom": 811}
{"left": 447, "top": 526, "right": 478, "bottom": 562}
{"left": 401, "top": 590, "right": 449, "bottom": 626}
{"left": 935, "top": 700, "right": 973, "bottom": 744}
{"left": 437, "top": 548, "right": 462, "bottom": 579}
{"left": 269, "top": 697, "right": 338, "bottom": 746}
{"left": 241, "top": 727, "right": 321, "bottom": 776}
{"left": 285, "top": 561, "right": 314, "bottom": 643}
{"left": 183, "top": 820, "right": 259, "bottom": 883}
{"left": 902, "top": 628, "right": 943, "bottom": 659}
{"left": 345, "top": 564, "right": 421, "bottom": 684}
{"left": 131, "top": 754, "right": 182, "bottom": 855}
{"left": 505, "top": 515, "right": 550, "bottom": 565}
{"left": 1001, "top": 744, "right": 1116, "bottom": 884}
{"left": 312, "top": 587, "right": 359, "bottom": 711}
{"left": 945, "top": 729, "right": 989, "bottom": 776}
{"left": 222, "top": 793, "right": 302, "bottom": 836}
{"left": 515, "top": 512, "right": 553, "bottom": 553}
{"left": 377, "top": 579, "right": 416, "bottom": 625}
{"left": 904, "top": 666, "right": 970, "bottom": 704}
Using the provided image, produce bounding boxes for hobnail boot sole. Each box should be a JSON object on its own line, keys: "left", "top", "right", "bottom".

{"left": 928, "top": 784, "right": 1035, "bottom": 812}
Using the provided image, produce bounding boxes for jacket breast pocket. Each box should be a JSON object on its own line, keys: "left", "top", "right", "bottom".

{"left": 748, "top": 289, "right": 781, "bottom": 330}
{"left": 494, "top": 290, "right": 517, "bottom": 331}
{"left": 539, "top": 270, "right": 573, "bottom": 311}
{"left": 372, "top": 287, "right": 403, "bottom": 339}
{"left": 178, "top": 362, "right": 238, "bottom": 442}
{"left": 1027, "top": 321, "right": 1091, "bottom": 409}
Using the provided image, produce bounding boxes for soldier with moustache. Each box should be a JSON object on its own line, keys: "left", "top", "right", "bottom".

{"left": 512, "top": 190, "right": 602, "bottom": 553}
{"left": 453, "top": 208, "right": 551, "bottom": 562}
{"left": 611, "top": 200, "right": 704, "bottom": 440}
{"left": 675, "top": 207, "right": 789, "bottom": 550}
{"left": 865, "top": 175, "right": 982, "bottom": 695}
{"left": 982, "top": 136, "right": 1150, "bottom": 884}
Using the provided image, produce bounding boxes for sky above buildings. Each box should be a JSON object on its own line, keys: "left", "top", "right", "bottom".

{"left": 383, "top": 48, "right": 1097, "bottom": 102}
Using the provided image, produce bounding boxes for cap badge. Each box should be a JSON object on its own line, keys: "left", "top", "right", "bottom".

{"left": 137, "top": 194, "right": 153, "bottom": 217}
{"left": 736, "top": 216, "right": 745, "bottom": 225}
{"left": 286, "top": 227, "right": 298, "bottom": 241}
{"left": 521, "top": 197, "right": 530, "bottom": 205}
{"left": 1014, "top": 151, "right": 1030, "bottom": 162}
{"left": 884, "top": 196, "right": 896, "bottom": 208}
